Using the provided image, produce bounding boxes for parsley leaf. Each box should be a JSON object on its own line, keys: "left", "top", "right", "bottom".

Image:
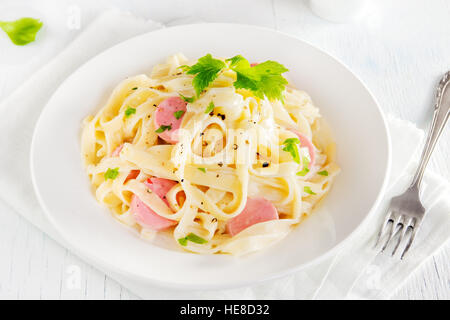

{"left": 197, "top": 167, "right": 206, "bottom": 173}
{"left": 205, "top": 101, "right": 215, "bottom": 114}
{"left": 282, "top": 138, "right": 300, "bottom": 164}
{"left": 182, "top": 54, "right": 226, "bottom": 97}
{"left": 131, "top": 87, "right": 138, "bottom": 90}
{"left": 318, "top": 170, "right": 329, "bottom": 176}
{"left": 304, "top": 186, "right": 316, "bottom": 195}
{"left": 227, "top": 55, "right": 288, "bottom": 101}
{"left": 0, "top": 17, "right": 43, "bottom": 46}
{"left": 173, "top": 110, "right": 185, "bottom": 120}
{"left": 178, "top": 233, "right": 208, "bottom": 246}
{"left": 179, "top": 94, "right": 195, "bottom": 103}
{"left": 104, "top": 168, "right": 119, "bottom": 180}
{"left": 155, "top": 125, "right": 172, "bottom": 133}
{"left": 226, "top": 55, "right": 246, "bottom": 67}
{"left": 178, "top": 237, "right": 188, "bottom": 246}
{"left": 125, "top": 107, "right": 136, "bottom": 117}
{"left": 296, "top": 156, "right": 310, "bottom": 176}
{"left": 186, "top": 233, "right": 208, "bottom": 244}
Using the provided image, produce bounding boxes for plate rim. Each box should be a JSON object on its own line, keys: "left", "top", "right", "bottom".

{"left": 30, "top": 22, "right": 392, "bottom": 290}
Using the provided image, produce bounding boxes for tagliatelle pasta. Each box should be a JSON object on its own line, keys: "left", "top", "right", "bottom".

{"left": 81, "top": 53, "right": 340, "bottom": 255}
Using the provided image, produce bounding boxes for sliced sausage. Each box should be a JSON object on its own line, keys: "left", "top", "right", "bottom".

{"left": 226, "top": 197, "right": 279, "bottom": 236}
{"left": 111, "top": 144, "right": 123, "bottom": 157}
{"left": 143, "top": 177, "right": 177, "bottom": 206}
{"left": 291, "top": 130, "right": 316, "bottom": 167}
{"left": 154, "top": 96, "right": 187, "bottom": 144}
{"left": 131, "top": 195, "right": 177, "bottom": 231}
{"left": 131, "top": 177, "right": 178, "bottom": 231}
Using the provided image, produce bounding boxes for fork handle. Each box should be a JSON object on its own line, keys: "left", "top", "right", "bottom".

{"left": 410, "top": 71, "right": 450, "bottom": 189}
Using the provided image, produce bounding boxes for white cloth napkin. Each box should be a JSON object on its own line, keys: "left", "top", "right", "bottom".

{"left": 0, "top": 9, "right": 448, "bottom": 300}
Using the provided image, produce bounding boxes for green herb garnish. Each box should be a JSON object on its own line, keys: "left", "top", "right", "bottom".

{"left": 125, "top": 107, "right": 136, "bottom": 117}
{"left": 187, "top": 233, "right": 208, "bottom": 244}
{"left": 205, "top": 101, "right": 215, "bottom": 114}
{"left": 131, "top": 87, "right": 138, "bottom": 90}
{"left": 178, "top": 237, "right": 188, "bottom": 246}
{"left": 173, "top": 110, "right": 185, "bottom": 120}
{"left": 155, "top": 125, "right": 172, "bottom": 133}
{"left": 104, "top": 168, "right": 119, "bottom": 180}
{"left": 179, "top": 94, "right": 195, "bottom": 103}
{"left": 180, "top": 54, "right": 288, "bottom": 102}
{"left": 318, "top": 170, "right": 329, "bottom": 176}
{"left": 282, "top": 138, "right": 300, "bottom": 164}
{"left": 178, "top": 233, "right": 208, "bottom": 246}
{"left": 226, "top": 55, "right": 288, "bottom": 101}
{"left": 0, "top": 17, "right": 43, "bottom": 46}
{"left": 296, "top": 157, "right": 310, "bottom": 176}
{"left": 197, "top": 168, "right": 206, "bottom": 173}
{"left": 304, "top": 186, "right": 316, "bottom": 195}
{"left": 180, "top": 54, "right": 226, "bottom": 97}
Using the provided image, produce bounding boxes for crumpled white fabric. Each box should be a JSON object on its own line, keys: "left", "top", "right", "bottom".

{"left": 0, "top": 9, "right": 448, "bottom": 299}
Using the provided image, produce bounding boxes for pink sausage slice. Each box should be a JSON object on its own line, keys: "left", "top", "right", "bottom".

{"left": 111, "top": 144, "right": 124, "bottom": 157}
{"left": 291, "top": 130, "right": 316, "bottom": 167}
{"left": 143, "top": 177, "right": 177, "bottom": 206}
{"left": 154, "top": 96, "right": 187, "bottom": 144}
{"left": 226, "top": 197, "right": 278, "bottom": 236}
{"left": 131, "top": 177, "right": 178, "bottom": 231}
{"left": 131, "top": 196, "right": 177, "bottom": 231}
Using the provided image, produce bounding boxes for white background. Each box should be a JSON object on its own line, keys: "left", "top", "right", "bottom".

{"left": 0, "top": 0, "right": 448, "bottom": 299}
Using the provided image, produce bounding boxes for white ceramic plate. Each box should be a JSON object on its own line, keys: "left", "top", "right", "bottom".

{"left": 30, "top": 24, "right": 391, "bottom": 290}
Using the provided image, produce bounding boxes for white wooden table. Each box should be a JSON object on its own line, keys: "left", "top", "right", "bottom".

{"left": 0, "top": 0, "right": 448, "bottom": 299}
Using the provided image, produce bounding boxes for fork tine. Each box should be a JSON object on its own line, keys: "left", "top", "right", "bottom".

{"left": 401, "top": 220, "right": 419, "bottom": 260}
{"left": 375, "top": 211, "right": 393, "bottom": 247}
{"left": 391, "top": 216, "right": 409, "bottom": 256}
{"left": 381, "top": 215, "right": 402, "bottom": 252}
{"left": 381, "top": 219, "right": 395, "bottom": 252}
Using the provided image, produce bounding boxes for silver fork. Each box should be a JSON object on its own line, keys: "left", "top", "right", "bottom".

{"left": 375, "top": 71, "right": 450, "bottom": 259}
